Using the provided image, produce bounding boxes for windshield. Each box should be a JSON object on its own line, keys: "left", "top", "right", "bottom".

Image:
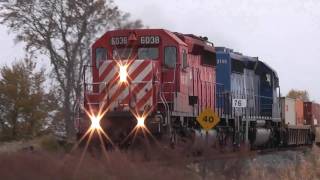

{"left": 113, "top": 48, "right": 133, "bottom": 60}
{"left": 138, "top": 48, "right": 159, "bottom": 60}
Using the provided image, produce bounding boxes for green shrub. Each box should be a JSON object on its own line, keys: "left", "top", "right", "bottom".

{"left": 39, "top": 135, "right": 60, "bottom": 152}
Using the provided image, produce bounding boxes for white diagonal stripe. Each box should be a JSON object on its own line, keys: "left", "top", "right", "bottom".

{"left": 107, "top": 82, "right": 121, "bottom": 99}
{"left": 113, "top": 61, "right": 151, "bottom": 105}
{"left": 117, "top": 86, "right": 129, "bottom": 102}
{"left": 128, "top": 60, "right": 142, "bottom": 75}
{"left": 99, "top": 63, "right": 118, "bottom": 93}
{"left": 131, "top": 62, "right": 152, "bottom": 82}
{"left": 99, "top": 60, "right": 111, "bottom": 76}
{"left": 138, "top": 94, "right": 152, "bottom": 112}
{"left": 136, "top": 82, "right": 152, "bottom": 101}
{"left": 131, "top": 62, "right": 152, "bottom": 104}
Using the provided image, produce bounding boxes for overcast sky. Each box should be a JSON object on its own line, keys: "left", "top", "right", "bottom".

{"left": 115, "top": 0, "right": 320, "bottom": 101}
{"left": 1, "top": 0, "right": 320, "bottom": 101}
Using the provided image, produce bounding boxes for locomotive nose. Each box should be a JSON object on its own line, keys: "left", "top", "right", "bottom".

{"left": 98, "top": 59, "right": 158, "bottom": 113}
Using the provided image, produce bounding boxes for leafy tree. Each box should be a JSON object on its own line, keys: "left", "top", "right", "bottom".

{"left": 0, "top": 0, "right": 142, "bottom": 137}
{"left": 0, "top": 59, "right": 56, "bottom": 140}
{"left": 286, "top": 89, "right": 310, "bottom": 101}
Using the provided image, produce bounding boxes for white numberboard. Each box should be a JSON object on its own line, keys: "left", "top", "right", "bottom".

{"left": 232, "top": 99, "right": 247, "bottom": 108}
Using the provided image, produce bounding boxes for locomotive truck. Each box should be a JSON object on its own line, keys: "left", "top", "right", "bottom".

{"left": 74, "top": 29, "right": 320, "bottom": 150}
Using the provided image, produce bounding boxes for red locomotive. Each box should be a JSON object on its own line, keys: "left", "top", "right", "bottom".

{"left": 76, "top": 29, "right": 217, "bottom": 146}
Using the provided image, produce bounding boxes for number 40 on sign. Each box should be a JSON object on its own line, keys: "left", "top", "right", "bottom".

{"left": 197, "top": 108, "right": 220, "bottom": 131}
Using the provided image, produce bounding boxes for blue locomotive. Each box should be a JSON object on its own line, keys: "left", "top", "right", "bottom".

{"left": 213, "top": 47, "right": 315, "bottom": 149}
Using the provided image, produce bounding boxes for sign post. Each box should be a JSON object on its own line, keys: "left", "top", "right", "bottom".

{"left": 196, "top": 108, "right": 220, "bottom": 180}
{"left": 232, "top": 99, "right": 248, "bottom": 144}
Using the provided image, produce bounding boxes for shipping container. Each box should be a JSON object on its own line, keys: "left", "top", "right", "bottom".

{"left": 314, "top": 126, "right": 320, "bottom": 144}
{"left": 304, "top": 102, "right": 320, "bottom": 125}
{"left": 281, "top": 97, "right": 296, "bottom": 125}
{"left": 295, "top": 99, "right": 304, "bottom": 125}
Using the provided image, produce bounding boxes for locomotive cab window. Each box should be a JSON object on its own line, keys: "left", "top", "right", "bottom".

{"left": 182, "top": 49, "right": 188, "bottom": 68}
{"left": 201, "top": 50, "right": 216, "bottom": 66}
{"left": 262, "top": 73, "right": 272, "bottom": 87}
{"left": 231, "top": 59, "right": 244, "bottom": 73}
{"left": 138, "top": 48, "right": 159, "bottom": 60}
{"left": 95, "top": 48, "right": 107, "bottom": 67}
{"left": 164, "top": 46, "right": 177, "bottom": 68}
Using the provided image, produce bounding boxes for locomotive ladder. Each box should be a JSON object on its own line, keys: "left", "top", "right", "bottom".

{"left": 159, "top": 84, "right": 172, "bottom": 133}
{"left": 158, "top": 79, "right": 177, "bottom": 145}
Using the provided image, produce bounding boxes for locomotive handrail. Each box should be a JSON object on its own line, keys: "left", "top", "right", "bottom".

{"left": 160, "top": 91, "right": 175, "bottom": 94}
{"left": 130, "top": 81, "right": 156, "bottom": 83}
{"left": 83, "top": 81, "right": 160, "bottom": 94}
{"left": 86, "top": 102, "right": 100, "bottom": 105}
{"left": 160, "top": 80, "right": 176, "bottom": 104}
{"left": 84, "top": 82, "right": 101, "bottom": 85}
{"left": 84, "top": 80, "right": 160, "bottom": 84}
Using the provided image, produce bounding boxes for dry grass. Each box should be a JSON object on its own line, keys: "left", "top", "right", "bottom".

{"left": 1, "top": 139, "right": 320, "bottom": 180}
{"left": 0, "top": 146, "right": 200, "bottom": 180}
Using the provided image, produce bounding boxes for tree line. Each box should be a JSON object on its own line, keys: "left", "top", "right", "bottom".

{"left": 0, "top": 0, "right": 142, "bottom": 141}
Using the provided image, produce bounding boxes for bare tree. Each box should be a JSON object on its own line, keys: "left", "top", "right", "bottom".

{"left": 287, "top": 89, "right": 310, "bottom": 101}
{"left": 0, "top": 0, "right": 142, "bottom": 138}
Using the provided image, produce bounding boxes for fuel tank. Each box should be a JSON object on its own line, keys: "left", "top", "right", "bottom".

{"left": 251, "top": 128, "right": 271, "bottom": 146}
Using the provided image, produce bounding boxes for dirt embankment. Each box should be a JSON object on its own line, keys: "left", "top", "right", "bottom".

{"left": 0, "top": 138, "right": 320, "bottom": 180}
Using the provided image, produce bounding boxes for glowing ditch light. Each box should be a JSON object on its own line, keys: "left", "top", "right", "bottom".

{"left": 119, "top": 64, "right": 128, "bottom": 83}
{"left": 90, "top": 115, "right": 102, "bottom": 130}
{"left": 136, "top": 116, "right": 146, "bottom": 128}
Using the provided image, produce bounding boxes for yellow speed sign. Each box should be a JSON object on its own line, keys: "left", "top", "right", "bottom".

{"left": 197, "top": 108, "right": 220, "bottom": 131}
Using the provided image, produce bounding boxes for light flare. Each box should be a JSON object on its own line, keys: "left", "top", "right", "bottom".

{"left": 119, "top": 64, "right": 128, "bottom": 83}
{"left": 70, "top": 99, "right": 116, "bottom": 176}
{"left": 82, "top": 107, "right": 115, "bottom": 147}
{"left": 112, "top": 50, "right": 137, "bottom": 85}
{"left": 90, "top": 115, "right": 101, "bottom": 130}
{"left": 136, "top": 116, "right": 145, "bottom": 128}
{"left": 120, "top": 107, "right": 158, "bottom": 147}
{"left": 131, "top": 110, "right": 149, "bottom": 130}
